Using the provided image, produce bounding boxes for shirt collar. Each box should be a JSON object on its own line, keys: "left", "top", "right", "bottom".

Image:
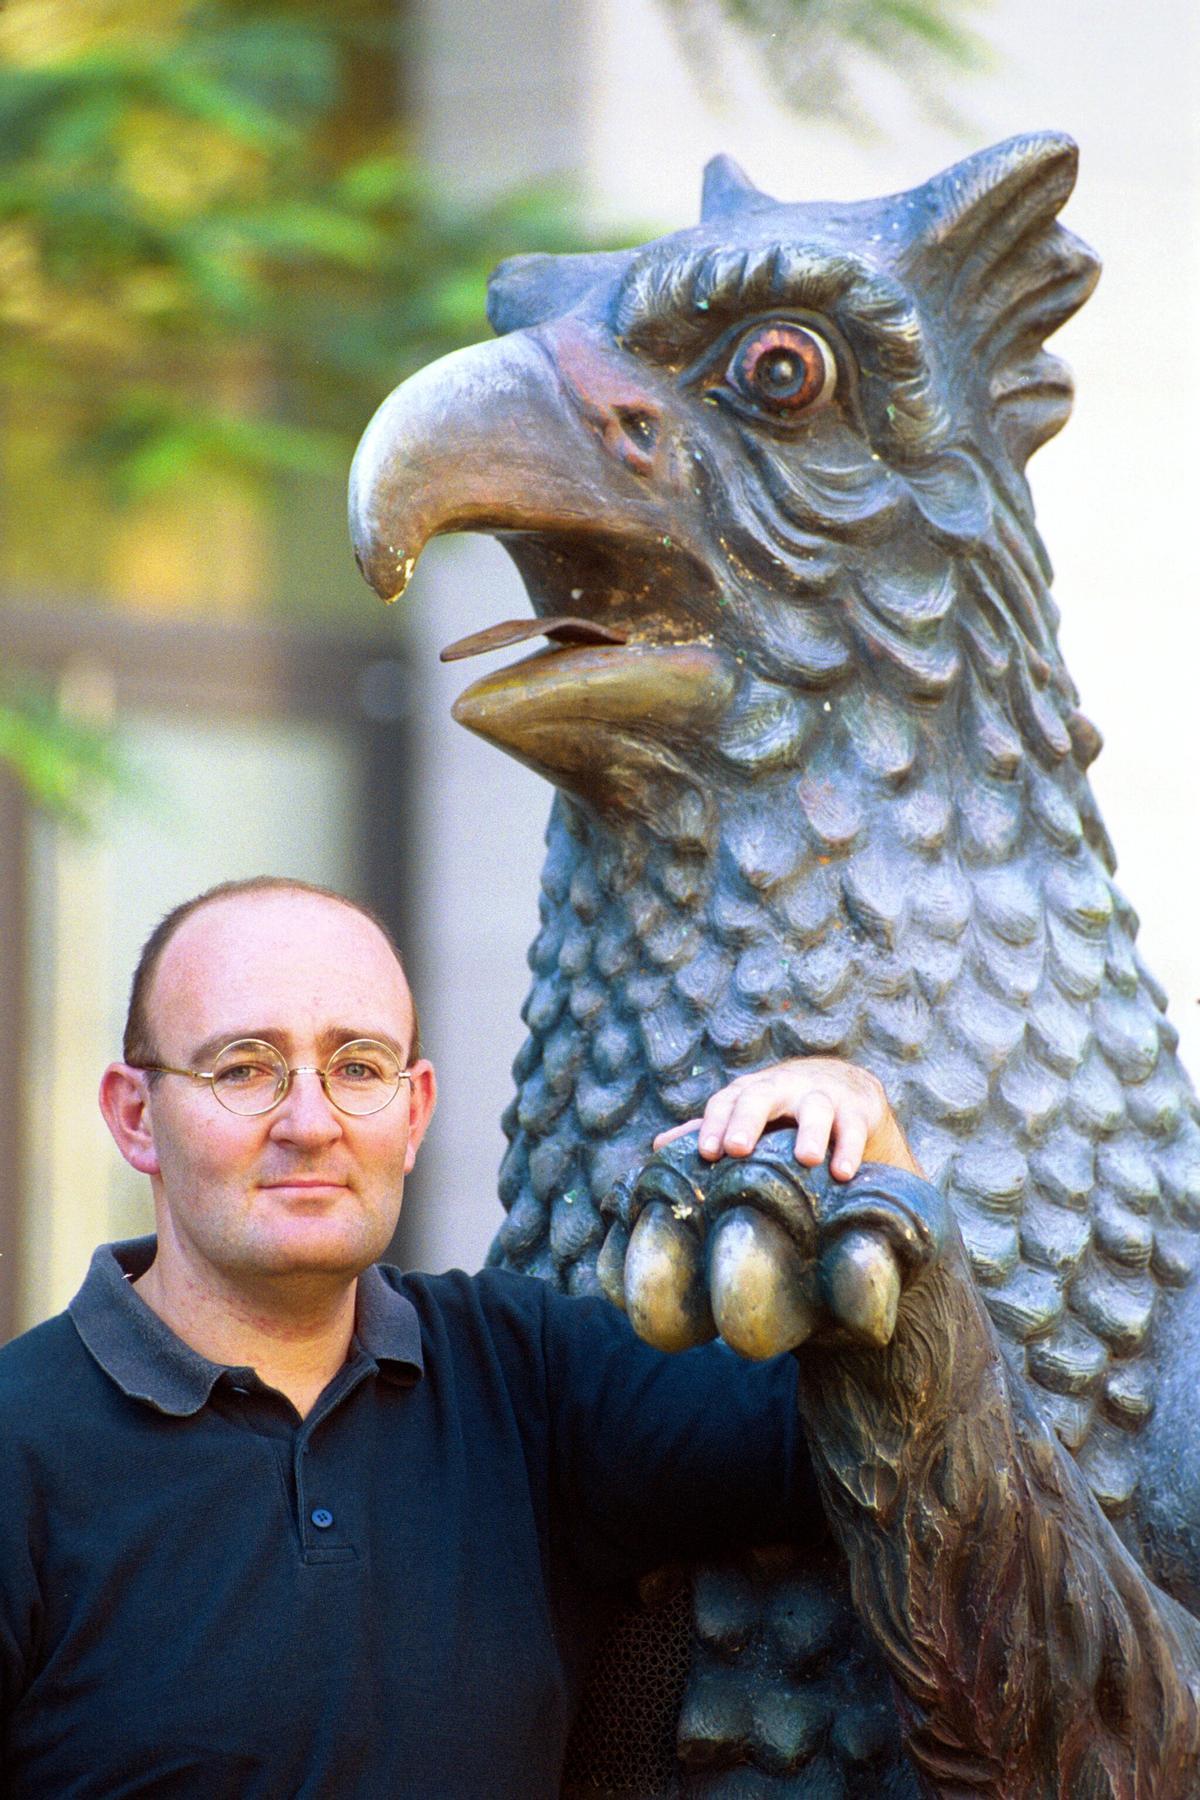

{"left": 68, "top": 1237, "right": 424, "bottom": 1416}
{"left": 355, "top": 1260, "right": 425, "bottom": 1383}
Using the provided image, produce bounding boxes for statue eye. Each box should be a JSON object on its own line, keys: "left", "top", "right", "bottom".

{"left": 726, "top": 323, "right": 837, "bottom": 414}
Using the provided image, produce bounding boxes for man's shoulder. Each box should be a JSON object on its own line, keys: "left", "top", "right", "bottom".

{"left": 0, "top": 1312, "right": 95, "bottom": 1449}
{"left": 385, "top": 1263, "right": 623, "bottom": 1328}
{"left": 385, "top": 1262, "right": 642, "bottom": 1365}
{"left": 385, "top": 1262, "right": 538, "bottom": 1297}
{"left": 382, "top": 1263, "right": 552, "bottom": 1333}
{"left": 0, "top": 1311, "right": 87, "bottom": 1389}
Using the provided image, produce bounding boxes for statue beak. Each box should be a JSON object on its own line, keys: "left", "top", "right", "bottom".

{"left": 348, "top": 323, "right": 733, "bottom": 808}
{"left": 349, "top": 329, "right": 633, "bottom": 604}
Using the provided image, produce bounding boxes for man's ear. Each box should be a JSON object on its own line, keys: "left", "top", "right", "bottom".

{"left": 402, "top": 1059, "right": 437, "bottom": 1174}
{"left": 99, "top": 1064, "right": 161, "bottom": 1176}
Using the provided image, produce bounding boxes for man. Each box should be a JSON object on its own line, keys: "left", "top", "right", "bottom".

{"left": 0, "top": 876, "right": 917, "bottom": 1797}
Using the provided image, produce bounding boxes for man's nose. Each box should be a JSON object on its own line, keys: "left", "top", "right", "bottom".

{"left": 268, "top": 1069, "right": 343, "bottom": 1145}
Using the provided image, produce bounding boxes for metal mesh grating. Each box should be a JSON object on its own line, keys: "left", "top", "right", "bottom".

{"left": 561, "top": 1578, "right": 693, "bottom": 1799}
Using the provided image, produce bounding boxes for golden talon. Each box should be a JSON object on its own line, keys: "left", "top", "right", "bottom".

{"left": 709, "top": 1206, "right": 816, "bottom": 1360}
{"left": 820, "top": 1228, "right": 902, "bottom": 1348}
{"left": 624, "top": 1203, "right": 715, "bottom": 1352}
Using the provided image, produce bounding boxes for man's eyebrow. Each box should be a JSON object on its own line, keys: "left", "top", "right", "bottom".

{"left": 317, "top": 1026, "right": 410, "bottom": 1062}
{"left": 186, "top": 1026, "right": 410, "bottom": 1067}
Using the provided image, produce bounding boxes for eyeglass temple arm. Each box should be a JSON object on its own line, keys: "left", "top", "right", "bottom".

{"left": 133, "top": 1063, "right": 215, "bottom": 1084}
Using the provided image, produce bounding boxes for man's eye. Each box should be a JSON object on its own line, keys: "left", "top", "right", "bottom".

{"left": 215, "top": 1061, "right": 274, "bottom": 1086}
{"left": 328, "top": 1042, "right": 401, "bottom": 1087}
{"left": 334, "top": 1060, "right": 379, "bottom": 1083}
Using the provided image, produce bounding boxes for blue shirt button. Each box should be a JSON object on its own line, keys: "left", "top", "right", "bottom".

{"left": 311, "top": 1508, "right": 334, "bottom": 1530}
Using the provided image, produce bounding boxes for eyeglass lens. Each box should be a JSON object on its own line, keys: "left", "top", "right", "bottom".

{"left": 209, "top": 1039, "right": 403, "bottom": 1116}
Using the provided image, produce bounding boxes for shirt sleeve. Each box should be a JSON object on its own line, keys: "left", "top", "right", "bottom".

{"left": 0, "top": 1445, "right": 40, "bottom": 1763}
{"left": 537, "top": 1283, "right": 823, "bottom": 1586}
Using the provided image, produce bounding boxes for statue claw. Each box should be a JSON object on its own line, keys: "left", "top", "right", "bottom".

{"left": 606, "top": 1132, "right": 948, "bottom": 1361}
{"left": 623, "top": 1200, "right": 716, "bottom": 1352}
{"left": 818, "top": 1228, "right": 902, "bottom": 1348}
{"left": 709, "top": 1205, "right": 818, "bottom": 1359}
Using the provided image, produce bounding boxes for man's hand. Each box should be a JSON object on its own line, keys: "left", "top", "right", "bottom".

{"left": 653, "top": 1057, "right": 922, "bottom": 1182}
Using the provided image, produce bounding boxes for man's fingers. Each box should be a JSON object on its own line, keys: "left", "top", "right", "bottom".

{"left": 720, "top": 1086, "right": 787, "bottom": 1157}
{"left": 695, "top": 1087, "right": 743, "bottom": 1158}
{"left": 649, "top": 1061, "right": 913, "bottom": 1177}
{"left": 828, "top": 1106, "right": 870, "bottom": 1181}
{"left": 652, "top": 1118, "right": 703, "bottom": 1150}
{"left": 652, "top": 1078, "right": 795, "bottom": 1161}
{"left": 791, "top": 1090, "right": 837, "bottom": 1167}
{"left": 652, "top": 1084, "right": 746, "bottom": 1159}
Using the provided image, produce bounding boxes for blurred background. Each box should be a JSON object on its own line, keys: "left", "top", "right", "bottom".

{"left": 2, "top": 0, "right": 1196, "bottom": 1336}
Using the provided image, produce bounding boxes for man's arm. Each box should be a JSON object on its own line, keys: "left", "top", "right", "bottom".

{"left": 537, "top": 1276, "right": 818, "bottom": 1587}
{"left": 0, "top": 1436, "right": 39, "bottom": 1777}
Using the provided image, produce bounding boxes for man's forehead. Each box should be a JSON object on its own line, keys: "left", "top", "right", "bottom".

{"left": 147, "top": 890, "right": 413, "bottom": 1048}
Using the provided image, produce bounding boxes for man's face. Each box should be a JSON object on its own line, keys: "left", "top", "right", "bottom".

{"left": 115, "top": 890, "right": 435, "bottom": 1289}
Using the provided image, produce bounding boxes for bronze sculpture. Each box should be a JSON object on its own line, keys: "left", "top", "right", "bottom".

{"left": 350, "top": 134, "right": 1200, "bottom": 1796}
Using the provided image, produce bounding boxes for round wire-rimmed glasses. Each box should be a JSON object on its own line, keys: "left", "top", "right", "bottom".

{"left": 135, "top": 1038, "right": 411, "bottom": 1117}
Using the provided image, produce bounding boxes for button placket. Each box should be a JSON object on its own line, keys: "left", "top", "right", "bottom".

{"left": 294, "top": 1424, "right": 356, "bottom": 1563}
{"left": 295, "top": 1436, "right": 314, "bottom": 1543}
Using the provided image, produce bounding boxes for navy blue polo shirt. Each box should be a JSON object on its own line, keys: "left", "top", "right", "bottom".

{"left": 0, "top": 1238, "right": 814, "bottom": 1798}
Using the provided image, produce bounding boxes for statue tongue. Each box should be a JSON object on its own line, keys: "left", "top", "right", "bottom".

{"left": 440, "top": 616, "right": 628, "bottom": 663}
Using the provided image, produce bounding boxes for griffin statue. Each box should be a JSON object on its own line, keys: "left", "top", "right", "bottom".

{"left": 349, "top": 134, "right": 1200, "bottom": 1797}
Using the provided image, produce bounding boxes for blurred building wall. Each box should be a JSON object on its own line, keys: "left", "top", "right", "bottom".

{"left": 396, "top": 0, "right": 589, "bottom": 1270}
{"left": 2, "top": 608, "right": 412, "bottom": 1334}
{"left": 402, "top": 0, "right": 1200, "bottom": 1274}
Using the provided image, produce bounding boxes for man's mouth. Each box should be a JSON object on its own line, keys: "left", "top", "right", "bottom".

{"left": 258, "top": 1178, "right": 353, "bottom": 1199}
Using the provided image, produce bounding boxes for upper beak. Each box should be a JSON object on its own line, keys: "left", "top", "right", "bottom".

{"left": 349, "top": 331, "right": 601, "bottom": 602}
{"left": 348, "top": 319, "right": 690, "bottom": 607}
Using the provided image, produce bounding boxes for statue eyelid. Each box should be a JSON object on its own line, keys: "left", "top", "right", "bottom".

{"left": 679, "top": 311, "right": 854, "bottom": 408}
